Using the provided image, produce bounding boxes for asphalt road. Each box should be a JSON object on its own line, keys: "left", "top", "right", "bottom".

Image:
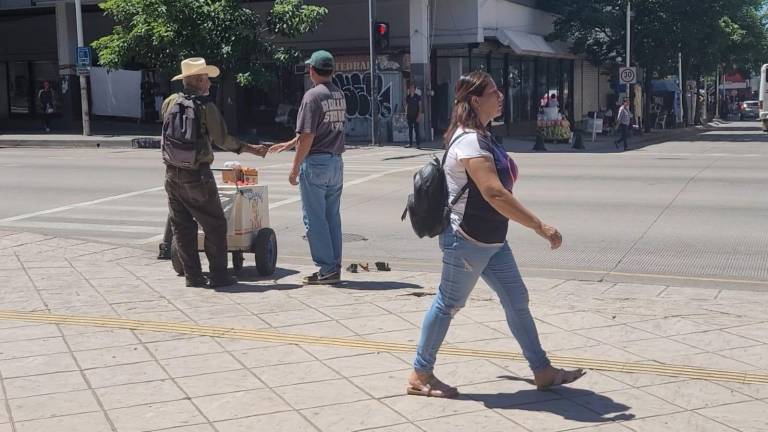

{"left": 1, "top": 122, "right": 767, "bottom": 290}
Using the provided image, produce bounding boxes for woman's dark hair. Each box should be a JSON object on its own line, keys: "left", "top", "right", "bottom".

{"left": 443, "top": 71, "right": 493, "bottom": 147}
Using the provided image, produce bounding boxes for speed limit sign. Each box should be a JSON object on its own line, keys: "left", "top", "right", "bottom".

{"left": 619, "top": 67, "right": 637, "bottom": 84}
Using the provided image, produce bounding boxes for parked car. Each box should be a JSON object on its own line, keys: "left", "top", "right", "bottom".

{"left": 740, "top": 100, "right": 760, "bottom": 120}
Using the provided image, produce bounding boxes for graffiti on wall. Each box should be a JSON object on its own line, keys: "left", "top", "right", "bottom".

{"left": 331, "top": 72, "right": 392, "bottom": 119}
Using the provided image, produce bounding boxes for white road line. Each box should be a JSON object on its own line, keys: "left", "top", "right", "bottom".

{"left": 0, "top": 186, "right": 166, "bottom": 223}
{"left": 0, "top": 221, "right": 159, "bottom": 234}
{"left": 50, "top": 214, "right": 168, "bottom": 223}
{"left": 86, "top": 205, "right": 168, "bottom": 212}
{"left": 137, "top": 234, "right": 165, "bottom": 245}
{"left": 268, "top": 166, "right": 416, "bottom": 210}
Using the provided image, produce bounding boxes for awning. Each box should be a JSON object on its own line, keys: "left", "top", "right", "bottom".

{"left": 652, "top": 80, "right": 680, "bottom": 93}
{"left": 495, "top": 29, "right": 576, "bottom": 59}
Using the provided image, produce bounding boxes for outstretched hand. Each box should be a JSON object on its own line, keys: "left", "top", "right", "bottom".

{"left": 268, "top": 137, "right": 297, "bottom": 154}
{"left": 244, "top": 144, "right": 268, "bottom": 158}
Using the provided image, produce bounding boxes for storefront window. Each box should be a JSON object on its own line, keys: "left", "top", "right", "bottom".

{"left": 490, "top": 55, "right": 505, "bottom": 123}
{"left": 547, "top": 58, "right": 560, "bottom": 104}
{"left": 9, "top": 62, "right": 30, "bottom": 114}
{"left": 536, "top": 58, "right": 548, "bottom": 111}
{"left": 561, "top": 60, "right": 574, "bottom": 119}
{"left": 508, "top": 59, "right": 521, "bottom": 122}
{"left": 521, "top": 60, "right": 534, "bottom": 121}
{"left": 32, "top": 61, "right": 59, "bottom": 114}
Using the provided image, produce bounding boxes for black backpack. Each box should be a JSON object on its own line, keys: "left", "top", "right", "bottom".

{"left": 161, "top": 93, "right": 204, "bottom": 168}
{"left": 401, "top": 132, "right": 472, "bottom": 238}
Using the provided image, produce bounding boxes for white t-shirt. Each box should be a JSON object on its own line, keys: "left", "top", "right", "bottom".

{"left": 444, "top": 128, "right": 493, "bottom": 234}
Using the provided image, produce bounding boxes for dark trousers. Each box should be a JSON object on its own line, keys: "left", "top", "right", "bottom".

{"left": 42, "top": 113, "right": 52, "bottom": 130}
{"left": 616, "top": 124, "right": 629, "bottom": 149}
{"left": 164, "top": 164, "right": 228, "bottom": 276}
{"left": 408, "top": 117, "right": 420, "bottom": 147}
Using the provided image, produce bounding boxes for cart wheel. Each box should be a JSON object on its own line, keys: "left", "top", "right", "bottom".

{"left": 252, "top": 228, "right": 277, "bottom": 276}
{"left": 232, "top": 251, "right": 244, "bottom": 272}
{"left": 170, "top": 240, "right": 184, "bottom": 276}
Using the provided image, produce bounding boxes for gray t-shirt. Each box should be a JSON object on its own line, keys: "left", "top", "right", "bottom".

{"left": 296, "top": 82, "right": 347, "bottom": 155}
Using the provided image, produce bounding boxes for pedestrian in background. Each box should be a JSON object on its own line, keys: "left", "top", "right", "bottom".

{"left": 405, "top": 82, "right": 422, "bottom": 148}
{"left": 162, "top": 57, "right": 267, "bottom": 288}
{"left": 407, "top": 71, "right": 585, "bottom": 398}
{"left": 269, "top": 50, "right": 347, "bottom": 285}
{"left": 38, "top": 81, "right": 54, "bottom": 132}
{"left": 615, "top": 97, "right": 632, "bottom": 151}
{"left": 547, "top": 93, "right": 559, "bottom": 109}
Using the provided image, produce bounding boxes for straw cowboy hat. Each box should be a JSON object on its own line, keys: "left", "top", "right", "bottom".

{"left": 171, "top": 57, "right": 220, "bottom": 81}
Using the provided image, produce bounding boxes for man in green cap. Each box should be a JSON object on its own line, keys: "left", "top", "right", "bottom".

{"left": 270, "top": 50, "right": 347, "bottom": 285}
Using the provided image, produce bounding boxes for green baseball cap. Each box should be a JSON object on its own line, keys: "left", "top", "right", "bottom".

{"left": 305, "top": 50, "right": 335, "bottom": 71}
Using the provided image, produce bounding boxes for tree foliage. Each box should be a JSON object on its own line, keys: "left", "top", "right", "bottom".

{"left": 540, "top": 0, "right": 768, "bottom": 78}
{"left": 92, "top": 0, "right": 327, "bottom": 87}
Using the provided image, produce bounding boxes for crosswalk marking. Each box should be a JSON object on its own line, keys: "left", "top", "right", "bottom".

{"left": 0, "top": 148, "right": 423, "bottom": 244}
{"left": 0, "top": 186, "right": 165, "bottom": 223}
{"left": 2, "top": 221, "right": 160, "bottom": 234}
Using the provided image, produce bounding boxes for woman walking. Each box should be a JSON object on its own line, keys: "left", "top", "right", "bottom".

{"left": 408, "top": 71, "right": 585, "bottom": 398}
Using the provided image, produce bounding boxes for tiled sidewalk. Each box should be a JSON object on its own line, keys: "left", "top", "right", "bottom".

{"left": 0, "top": 230, "right": 766, "bottom": 432}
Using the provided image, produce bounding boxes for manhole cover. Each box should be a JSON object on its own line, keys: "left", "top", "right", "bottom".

{"left": 302, "top": 233, "right": 368, "bottom": 243}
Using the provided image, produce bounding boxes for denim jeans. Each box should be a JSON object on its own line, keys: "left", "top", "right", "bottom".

{"left": 413, "top": 228, "right": 551, "bottom": 374}
{"left": 299, "top": 153, "right": 344, "bottom": 276}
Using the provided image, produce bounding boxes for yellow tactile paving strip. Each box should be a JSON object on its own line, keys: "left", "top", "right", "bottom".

{"left": 1, "top": 310, "right": 765, "bottom": 385}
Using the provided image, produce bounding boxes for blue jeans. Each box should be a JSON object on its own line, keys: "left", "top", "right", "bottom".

{"left": 413, "top": 228, "right": 551, "bottom": 374}
{"left": 299, "top": 153, "right": 344, "bottom": 276}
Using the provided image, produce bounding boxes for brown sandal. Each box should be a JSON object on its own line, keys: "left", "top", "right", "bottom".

{"left": 536, "top": 368, "right": 586, "bottom": 391}
{"left": 407, "top": 375, "right": 459, "bottom": 398}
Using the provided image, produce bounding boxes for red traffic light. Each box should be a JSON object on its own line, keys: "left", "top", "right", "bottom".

{"left": 375, "top": 23, "right": 388, "bottom": 36}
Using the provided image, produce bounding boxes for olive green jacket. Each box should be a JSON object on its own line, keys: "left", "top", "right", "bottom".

{"left": 161, "top": 90, "right": 246, "bottom": 168}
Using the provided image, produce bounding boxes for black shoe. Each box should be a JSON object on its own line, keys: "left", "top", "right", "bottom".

{"left": 157, "top": 243, "right": 171, "bottom": 260}
{"left": 624, "top": 146, "right": 629, "bottom": 151}
{"left": 303, "top": 271, "right": 341, "bottom": 285}
{"left": 209, "top": 273, "right": 237, "bottom": 288}
{"left": 185, "top": 274, "right": 209, "bottom": 288}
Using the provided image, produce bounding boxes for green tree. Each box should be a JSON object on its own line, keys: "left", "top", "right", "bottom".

{"left": 92, "top": 0, "right": 327, "bottom": 88}
{"left": 540, "top": 0, "right": 768, "bottom": 124}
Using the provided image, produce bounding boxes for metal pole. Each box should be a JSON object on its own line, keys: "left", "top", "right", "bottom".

{"left": 368, "top": 0, "right": 378, "bottom": 146}
{"left": 678, "top": 52, "right": 683, "bottom": 124}
{"left": 626, "top": 0, "right": 631, "bottom": 98}
{"left": 716, "top": 66, "right": 720, "bottom": 119}
{"left": 74, "top": 0, "right": 90, "bottom": 136}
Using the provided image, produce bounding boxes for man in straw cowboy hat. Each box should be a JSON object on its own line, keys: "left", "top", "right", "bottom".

{"left": 161, "top": 57, "right": 267, "bottom": 288}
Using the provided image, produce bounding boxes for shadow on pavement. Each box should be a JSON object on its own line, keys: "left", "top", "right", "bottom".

{"left": 462, "top": 375, "right": 635, "bottom": 424}
{"left": 213, "top": 267, "right": 303, "bottom": 292}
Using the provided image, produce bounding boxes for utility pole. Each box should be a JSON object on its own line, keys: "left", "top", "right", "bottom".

{"left": 626, "top": 0, "right": 631, "bottom": 99}
{"left": 368, "top": 0, "right": 379, "bottom": 146}
{"left": 74, "top": 0, "right": 91, "bottom": 135}
{"left": 678, "top": 52, "right": 683, "bottom": 124}
{"left": 716, "top": 66, "right": 720, "bottom": 119}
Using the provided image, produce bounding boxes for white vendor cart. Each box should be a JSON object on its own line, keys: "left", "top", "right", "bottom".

{"left": 171, "top": 183, "right": 277, "bottom": 276}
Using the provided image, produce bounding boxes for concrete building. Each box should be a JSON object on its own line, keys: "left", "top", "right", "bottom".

{"left": 0, "top": 0, "right": 115, "bottom": 129}
{"left": 0, "top": 0, "right": 612, "bottom": 139}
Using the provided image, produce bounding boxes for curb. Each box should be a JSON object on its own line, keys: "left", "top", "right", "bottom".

{"left": 0, "top": 137, "right": 153, "bottom": 149}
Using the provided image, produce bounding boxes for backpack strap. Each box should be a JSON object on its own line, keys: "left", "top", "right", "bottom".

{"left": 443, "top": 131, "right": 474, "bottom": 206}
{"left": 441, "top": 131, "right": 473, "bottom": 166}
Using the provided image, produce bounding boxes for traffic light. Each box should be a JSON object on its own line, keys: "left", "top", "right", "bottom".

{"left": 373, "top": 21, "right": 390, "bottom": 50}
